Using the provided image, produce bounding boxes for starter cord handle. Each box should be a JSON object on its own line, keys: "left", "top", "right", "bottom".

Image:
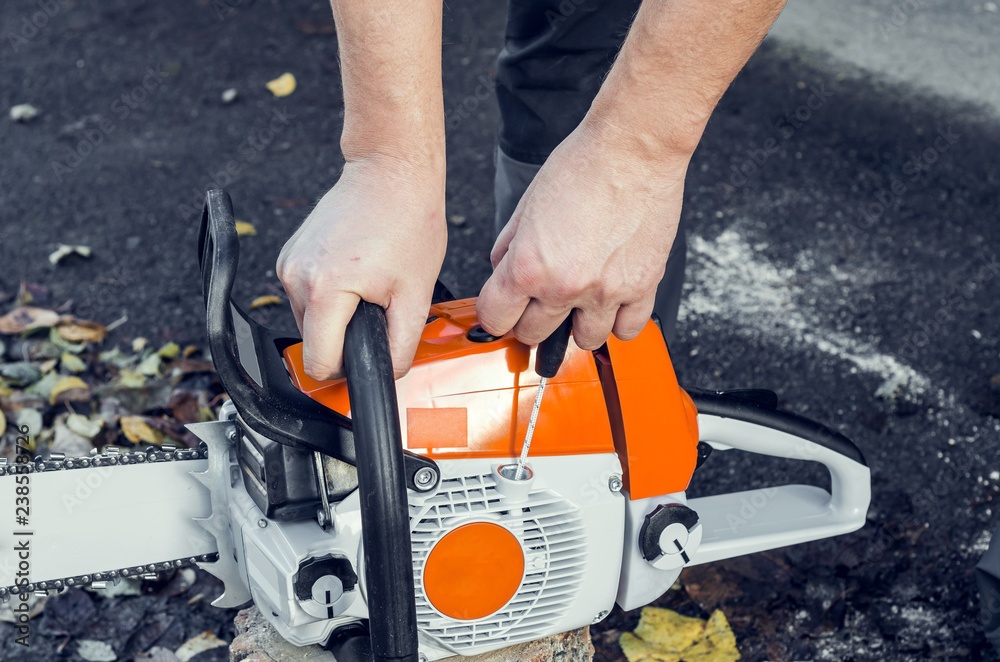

{"left": 535, "top": 316, "right": 573, "bottom": 378}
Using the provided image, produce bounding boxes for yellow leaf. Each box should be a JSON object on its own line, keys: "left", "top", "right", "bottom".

{"left": 0, "top": 306, "right": 61, "bottom": 334}
{"left": 132, "top": 337, "right": 148, "bottom": 352}
{"left": 157, "top": 341, "right": 181, "bottom": 359}
{"left": 182, "top": 345, "right": 198, "bottom": 358}
{"left": 48, "top": 243, "right": 92, "bottom": 265}
{"left": 57, "top": 320, "right": 108, "bottom": 343}
{"left": 117, "top": 369, "right": 147, "bottom": 387}
{"left": 38, "top": 359, "right": 58, "bottom": 374}
{"left": 620, "top": 608, "right": 739, "bottom": 662}
{"left": 682, "top": 611, "right": 740, "bottom": 662}
{"left": 49, "top": 376, "right": 90, "bottom": 405}
{"left": 0, "top": 409, "right": 6, "bottom": 437}
{"left": 265, "top": 72, "right": 296, "bottom": 97}
{"left": 235, "top": 221, "right": 257, "bottom": 236}
{"left": 61, "top": 352, "right": 86, "bottom": 373}
{"left": 119, "top": 416, "right": 164, "bottom": 446}
{"left": 249, "top": 295, "right": 283, "bottom": 310}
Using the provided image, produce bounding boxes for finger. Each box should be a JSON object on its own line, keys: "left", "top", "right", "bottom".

{"left": 612, "top": 295, "right": 656, "bottom": 342}
{"left": 301, "top": 290, "right": 361, "bottom": 381}
{"left": 571, "top": 305, "right": 618, "bottom": 351}
{"left": 385, "top": 292, "right": 432, "bottom": 379}
{"left": 490, "top": 217, "right": 517, "bottom": 269}
{"left": 477, "top": 256, "right": 531, "bottom": 337}
{"left": 511, "top": 298, "right": 573, "bottom": 347}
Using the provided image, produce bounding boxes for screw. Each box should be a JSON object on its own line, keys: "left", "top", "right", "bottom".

{"left": 608, "top": 475, "right": 623, "bottom": 492}
{"left": 228, "top": 428, "right": 238, "bottom": 443}
{"left": 414, "top": 467, "right": 437, "bottom": 491}
{"left": 593, "top": 610, "right": 609, "bottom": 623}
{"left": 258, "top": 518, "right": 268, "bottom": 528}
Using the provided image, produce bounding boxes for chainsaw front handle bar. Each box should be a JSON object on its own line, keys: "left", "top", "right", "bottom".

{"left": 198, "top": 190, "right": 419, "bottom": 662}
{"left": 685, "top": 391, "right": 871, "bottom": 565}
{"left": 198, "top": 189, "right": 358, "bottom": 459}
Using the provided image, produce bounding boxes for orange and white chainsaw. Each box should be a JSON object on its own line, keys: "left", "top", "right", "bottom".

{"left": 0, "top": 191, "right": 870, "bottom": 661}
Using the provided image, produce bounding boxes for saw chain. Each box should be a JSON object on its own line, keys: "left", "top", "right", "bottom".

{"left": 0, "top": 443, "right": 219, "bottom": 600}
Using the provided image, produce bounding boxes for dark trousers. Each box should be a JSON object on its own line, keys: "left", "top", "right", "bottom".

{"left": 492, "top": 0, "right": 687, "bottom": 344}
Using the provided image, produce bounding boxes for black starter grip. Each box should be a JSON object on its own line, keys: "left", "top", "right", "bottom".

{"left": 535, "top": 316, "right": 573, "bottom": 378}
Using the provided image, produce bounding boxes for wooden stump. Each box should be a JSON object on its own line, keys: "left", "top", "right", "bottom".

{"left": 229, "top": 607, "right": 595, "bottom": 662}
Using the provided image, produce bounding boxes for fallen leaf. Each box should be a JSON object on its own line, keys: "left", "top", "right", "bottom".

{"left": 16, "top": 408, "right": 43, "bottom": 438}
{"left": 132, "top": 337, "right": 148, "bottom": 352}
{"left": 265, "top": 72, "right": 297, "bottom": 97}
{"left": 9, "top": 103, "right": 40, "bottom": 122}
{"left": 52, "top": 421, "right": 93, "bottom": 458}
{"left": 49, "top": 327, "right": 86, "bottom": 353}
{"left": 157, "top": 341, "right": 180, "bottom": 359}
{"left": 138, "top": 353, "right": 162, "bottom": 376}
{"left": 57, "top": 320, "right": 108, "bottom": 343}
{"left": 0, "top": 361, "right": 42, "bottom": 386}
{"left": 26, "top": 371, "right": 62, "bottom": 399}
{"left": 136, "top": 646, "right": 181, "bottom": 662}
{"left": 77, "top": 639, "right": 116, "bottom": 662}
{"left": 620, "top": 607, "right": 740, "bottom": 662}
{"left": 0, "top": 409, "right": 6, "bottom": 437}
{"left": 221, "top": 88, "right": 238, "bottom": 104}
{"left": 48, "top": 244, "right": 92, "bottom": 265}
{"left": 38, "top": 358, "right": 58, "bottom": 374}
{"left": 66, "top": 413, "right": 103, "bottom": 439}
{"left": 234, "top": 221, "right": 257, "bottom": 236}
{"left": 61, "top": 352, "right": 87, "bottom": 373}
{"left": 172, "top": 359, "right": 215, "bottom": 375}
{"left": 175, "top": 630, "right": 227, "bottom": 662}
{"left": 100, "top": 347, "right": 138, "bottom": 369}
{"left": 249, "top": 295, "right": 283, "bottom": 310}
{"left": 169, "top": 391, "right": 202, "bottom": 424}
{"left": 182, "top": 345, "right": 198, "bottom": 358}
{"left": 0, "top": 306, "right": 61, "bottom": 334}
{"left": 120, "top": 415, "right": 164, "bottom": 445}
{"left": 117, "top": 369, "right": 148, "bottom": 387}
{"left": 50, "top": 375, "right": 90, "bottom": 405}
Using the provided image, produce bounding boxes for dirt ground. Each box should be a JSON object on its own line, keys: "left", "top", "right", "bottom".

{"left": 1, "top": 0, "right": 999, "bottom": 660}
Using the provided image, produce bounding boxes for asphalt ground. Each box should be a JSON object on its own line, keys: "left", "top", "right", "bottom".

{"left": 1, "top": 0, "right": 999, "bottom": 660}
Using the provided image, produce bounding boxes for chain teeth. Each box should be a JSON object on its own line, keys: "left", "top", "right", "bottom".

{"left": 0, "top": 446, "right": 212, "bottom": 594}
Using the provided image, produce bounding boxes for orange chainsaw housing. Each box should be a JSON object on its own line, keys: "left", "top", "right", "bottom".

{"left": 283, "top": 298, "right": 699, "bottom": 500}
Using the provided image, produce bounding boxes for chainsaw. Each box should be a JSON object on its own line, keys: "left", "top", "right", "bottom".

{"left": 0, "top": 190, "right": 871, "bottom": 661}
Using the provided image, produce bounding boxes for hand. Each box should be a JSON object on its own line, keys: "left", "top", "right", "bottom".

{"left": 276, "top": 156, "right": 446, "bottom": 380}
{"left": 477, "top": 120, "right": 690, "bottom": 350}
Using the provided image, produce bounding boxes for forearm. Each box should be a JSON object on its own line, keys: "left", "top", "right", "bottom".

{"left": 330, "top": 0, "right": 445, "bottom": 171}
{"left": 587, "top": 0, "right": 787, "bottom": 162}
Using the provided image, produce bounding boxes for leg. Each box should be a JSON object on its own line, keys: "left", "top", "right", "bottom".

{"left": 493, "top": 0, "right": 687, "bottom": 344}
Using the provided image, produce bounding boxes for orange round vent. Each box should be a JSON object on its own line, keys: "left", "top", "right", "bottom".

{"left": 423, "top": 522, "right": 525, "bottom": 620}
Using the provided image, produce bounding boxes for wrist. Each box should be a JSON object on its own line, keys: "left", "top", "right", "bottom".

{"left": 575, "top": 111, "right": 696, "bottom": 179}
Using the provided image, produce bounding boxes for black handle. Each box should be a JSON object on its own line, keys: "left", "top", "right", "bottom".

{"left": 198, "top": 190, "right": 358, "bottom": 460}
{"left": 198, "top": 190, "right": 420, "bottom": 662}
{"left": 535, "top": 315, "right": 573, "bottom": 378}
{"left": 197, "top": 190, "right": 439, "bottom": 491}
{"left": 343, "top": 302, "right": 419, "bottom": 662}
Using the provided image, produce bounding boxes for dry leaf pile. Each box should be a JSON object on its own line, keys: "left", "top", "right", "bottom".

{"left": 0, "top": 303, "right": 222, "bottom": 462}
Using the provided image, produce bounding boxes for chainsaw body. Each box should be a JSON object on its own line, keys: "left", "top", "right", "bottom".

{"left": 0, "top": 191, "right": 870, "bottom": 662}
{"left": 188, "top": 191, "right": 871, "bottom": 657}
